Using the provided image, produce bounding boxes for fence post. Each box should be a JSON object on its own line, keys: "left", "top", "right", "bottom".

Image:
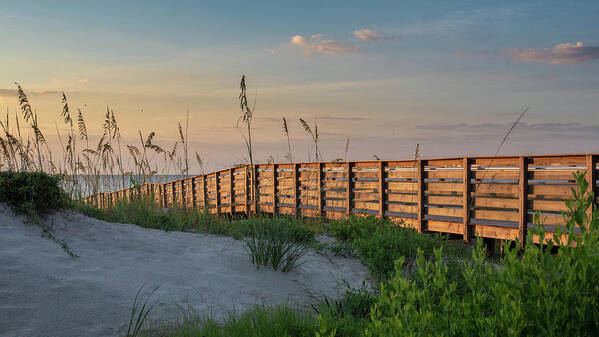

{"left": 244, "top": 165, "right": 249, "bottom": 214}
{"left": 417, "top": 160, "right": 425, "bottom": 233}
{"left": 519, "top": 156, "right": 529, "bottom": 250}
{"left": 180, "top": 180, "right": 186, "bottom": 209}
{"left": 214, "top": 171, "right": 220, "bottom": 216}
{"left": 463, "top": 157, "right": 471, "bottom": 242}
{"left": 378, "top": 161, "right": 386, "bottom": 218}
{"left": 229, "top": 168, "right": 234, "bottom": 215}
{"left": 202, "top": 175, "right": 208, "bottom": 213}
{"left": 587, "top": 154, "right": 597, "bottom": 222}
{"left": 272, "top": 164, "right": 277, "bottom": 215}
{"left": 293, "top": 163, "right": 299, "bottom": 217}
{"left": 346, "top": 162, "right": 353, "bottom": 218}
{"left": 191, "top": 177, "right": 197, "bottom": 209}
{"left": 171, "top": 181, "right": 176, "bottom": 207}
{"left": 318, "top": 162, "right": 324, "bottom": 218}
{"left": 252, "top": 164, "right": 257, "bottom": 214}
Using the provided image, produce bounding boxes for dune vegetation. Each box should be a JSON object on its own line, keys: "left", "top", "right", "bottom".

{"left": 1, "top": 77, "right": 598, "bottom": 336}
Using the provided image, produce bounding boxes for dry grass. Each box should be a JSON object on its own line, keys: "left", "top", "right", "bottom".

{"left": 0, "top": 83, "right": 193, "bottom": 199}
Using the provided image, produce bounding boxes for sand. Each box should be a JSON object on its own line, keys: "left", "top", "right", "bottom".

{"left": 0, "top": 204, "right": 368, "bottom": 337}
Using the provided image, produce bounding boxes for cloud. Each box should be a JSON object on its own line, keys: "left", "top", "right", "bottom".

{"left": 290, "top": 34, "right": 359, "bottom": 55}
{"left": 505, "top": 42, "right": 599, "bottom": 64}
{"left": 0, "top": 89, "right": 62, "bottom": 98}
{"left": 0, "top": 89, "right": 16, "bottom": 98}
{"left": 412, "top": 121, "right": 599, "bottom": 140}
{"left": 319, "top": 116, "right": 370, "bottom": 121}
{"left": 353, "top": 29, "right": 381, "bottom": 43}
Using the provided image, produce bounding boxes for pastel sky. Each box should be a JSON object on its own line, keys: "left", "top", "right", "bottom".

{"left": 1, "top": 0, "right": 598, "bottom": 171}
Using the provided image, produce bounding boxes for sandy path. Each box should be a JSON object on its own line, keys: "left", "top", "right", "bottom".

{"left": 0, "top": 205, "right": 368, "bottom": 337}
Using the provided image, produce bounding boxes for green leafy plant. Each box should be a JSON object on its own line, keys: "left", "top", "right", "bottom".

{"left": 363, "top": 171, "right": 599, "bottom": 337}
{"left": 327, "top": 215, "right": 464, "bottom": 281}
{"left": 243, "top": 217, "right": 313, "bottom": 272}
{"left": 0, "top": 171, "right": 68, "bottom": 216}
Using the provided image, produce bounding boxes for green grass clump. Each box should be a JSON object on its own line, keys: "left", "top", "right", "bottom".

{"left": 146, "top": 305, "right": 317, "bottom": 337}
{"left": 76, "top": 194, "right": 240, "bottom": 236}
{"left": 0, "top": 171, "right": 69, "bottom": 216}
{"left": 311, "top": 284, "right": 378, "bottom": 337}
{"left": 243, "top": 217, "right": 314, "bottom": 272}
{"left": 327, "top": 215, "right": 468, "bottom": 281}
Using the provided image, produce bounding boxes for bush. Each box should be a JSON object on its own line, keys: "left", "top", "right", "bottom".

{"left": 328, "top": 216, "right": 465, "bottom": 281}
{"left": 0, "top": 171, "right": 68, "bottom": 216}
{"left": 362, "top": 172, "right": 599, "bottom": 337}
{"left": 312, "top": 284, "right": 378, "bottom": 337}
{"left": 243, "top": 217, "right": 313, "bottom": 272}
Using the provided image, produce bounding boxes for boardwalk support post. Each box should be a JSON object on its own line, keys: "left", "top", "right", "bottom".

{"left": 417, "top": 160, "right": 425, "bottom": 233}
{"left": 463, "top": 157, "right": 471, "bottom": 242}
{"left": 519, "top": 156, "right": 529, "bottom": 250}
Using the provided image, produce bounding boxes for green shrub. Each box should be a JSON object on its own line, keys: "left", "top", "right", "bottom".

{"left": 312, "top": 284, "right": 378, "bottom": 337}
{"left": 243, "top": 217, "right": 313, "bottom": 272}
{"left": 0, "top": 171, "right": 68, "bottom": 216}
{"left": 362, "top": 172, "right": 599, "bottom": 337}
{"left": 328, "top": 216, "right": 465, "bottom": 281}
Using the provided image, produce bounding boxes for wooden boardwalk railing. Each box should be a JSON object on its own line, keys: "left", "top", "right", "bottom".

{"left": 84, "top": 153, "right": 598, "bottom": 245}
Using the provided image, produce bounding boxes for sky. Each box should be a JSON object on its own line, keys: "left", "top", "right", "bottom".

{"left": 1, "top": 0, "right": 598, "bottom": 172}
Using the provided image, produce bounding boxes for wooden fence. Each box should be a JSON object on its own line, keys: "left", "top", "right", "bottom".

{"left": 85, "top": 153, "right": 597, "bottom": 246}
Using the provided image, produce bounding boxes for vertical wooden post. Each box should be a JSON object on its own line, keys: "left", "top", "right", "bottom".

{"left": 519, "top": 156, "right": 528, "bottom": 250}
{"left": 202, "top": 175, "right": 208, "bottom": 213}
{"left": 252, "top": 164, "right": 257, "bottom": 214}
{"left": 378, "top": 161, "right": 386, "bottom": 218}
{"left": 318, "top": 162, "right": 324, "bottom": 218}
{"left": 346, "top": 162, "right": 352, "bottom": 217}
{"left": 229, "top": 168, "right": 234, "bottom": 215}
{"left": 587, "top": 154, "right": 597, "bottom": 222}
{"left": 180, "top": 180, "right": 186, "bottom": 209}
{"left": 417, "top": 160, "right": 425, "bottom": 233}
{"left": 272, "top": 164, "right": 277, "bottom": 215}
{"left": 191, "top": 178, "right": 197, "bottom": 209}
{"left": 171, "top": 181, "right": 176, "bottom": 207}
{"left": 462, "top": 157, "right": 471, "bottom": 242}
{"left": 214, "top": 171, "right": 220, "bottom": 215}
{"left": 244, "top": 165, "right": 249, "bottom": 214}
{"left": 293, "top": 163, "right": 299, "bottom": 217}
{"left": 162, "top": 184, "right": 167, "bottom": 208}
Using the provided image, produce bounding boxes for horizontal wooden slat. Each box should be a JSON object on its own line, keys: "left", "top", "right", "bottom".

{"left": 475, "top": 225, "right": 519, "bottom": 240}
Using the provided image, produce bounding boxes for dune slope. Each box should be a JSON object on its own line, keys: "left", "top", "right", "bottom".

{"left": 0, "top": 205, "right": 368, "bottom": 337}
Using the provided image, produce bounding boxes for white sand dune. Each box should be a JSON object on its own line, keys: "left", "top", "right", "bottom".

{"left": 0, "top": 204, "right": 368, "bottom": 337}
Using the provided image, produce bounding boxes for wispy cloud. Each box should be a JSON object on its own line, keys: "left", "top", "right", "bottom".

{"left": 505, "top": 42, "right": 599, "bottom": 64}
{"left": 0, "top": 88, "right": 62, "bottom": 98}
{"left": 413, "top": 121, "right": 599, "bottom": 140}
{"left": 290, "top": 34, "right": 358, "bottom": 55}
{"left": 319, "top": 116, "right": 370, "bottom": 121}
{"left": 354, "top": 29, "right": 381, "bottom": 43}
{"left": 354, "top": 28, "right": 400, "bottom": 43}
